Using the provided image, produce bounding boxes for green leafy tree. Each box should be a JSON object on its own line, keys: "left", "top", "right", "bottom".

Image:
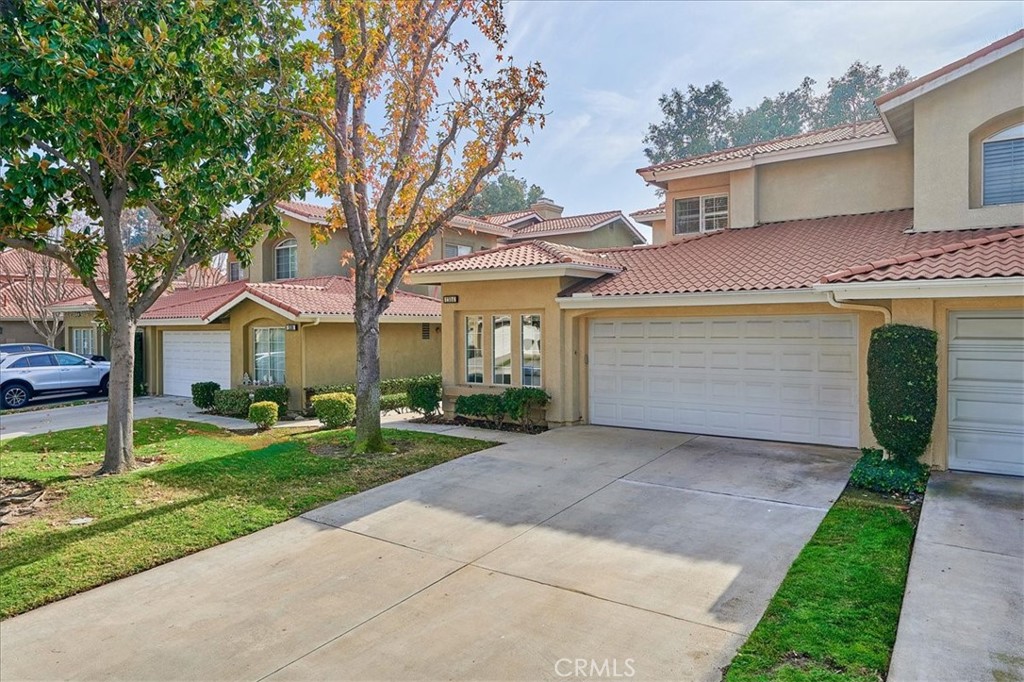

{"left": 643, "top": 81, "right": 733, "bottom": 164}
{"left": 729, "top": 77, "right": 818, "bottom": 147}
{"left": 466, "top": 172, "right": 544, "bottom": 216}
{"left": 0, "top": 0, "right": 312, "bottom": 473}
{"left": 814, "top": 61, "right": 912, "bottom": 128}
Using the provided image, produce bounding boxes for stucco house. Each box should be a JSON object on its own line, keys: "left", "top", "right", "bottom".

{"left": 410, "top": 32, "right": 1024, "bottom": 477}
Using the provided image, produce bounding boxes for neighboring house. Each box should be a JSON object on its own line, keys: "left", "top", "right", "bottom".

{"left": 410, "top": 32, "right": 1024, "bottom": 477}
{"left": 227, "top": 197, "right": 645, "bottom": 295}
{"left": 53, "top": 276, "right": 441, "bottom": 411}
{"left": 0, "top": 250, "right": 91, "bottom": 347}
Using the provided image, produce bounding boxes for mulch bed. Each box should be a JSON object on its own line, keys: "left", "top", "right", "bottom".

{"left": 411, "top": 414, "right": 547, "bottom": 435}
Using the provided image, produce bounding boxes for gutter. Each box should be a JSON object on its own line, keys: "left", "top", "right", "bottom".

{"left": 826, "top": 291, "right": 891, "bottom": 324}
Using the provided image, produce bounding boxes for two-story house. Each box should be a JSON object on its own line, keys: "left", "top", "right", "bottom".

{"left": 410, "top": 31, "right": 1024, "bottom": 476}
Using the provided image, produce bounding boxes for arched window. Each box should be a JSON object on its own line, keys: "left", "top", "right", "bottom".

{"left": 983, "top": 122, "right": 1024, "bottom": 206}
{"left": 274, "top": 238, "right": 297, "bottom": 280}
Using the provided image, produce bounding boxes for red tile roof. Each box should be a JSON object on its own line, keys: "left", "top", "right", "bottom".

{"left": 138, "top": 276, "right": 439, "bottom": 321}
{"left": 630, "top": 204, "right": 665, "bottom": 221}
{"left": 876, "top": 30, "right": 1024, "bottom": 106}
{"left": 553, "top": 210, "right": 1022, "bottom": 297}
{"left": 1, "top": 279, "right": 91, "bottom": 319}
{"left": 412, "top": 241, "right": 623, "bottom": 274}
{"left": 823, "top": 228, "right": 1024, "bottom": 283}
{"left": 276, "top": 200, "right": 332, "bottom": 222}
{"left": 482, "top": 210, "right": 542, "bottom": 226}
{"left": 637, "top": 119, "right": 890, "bottom": 175}
{"left": 505, "top": 210, "right": 625, "bottom": 238}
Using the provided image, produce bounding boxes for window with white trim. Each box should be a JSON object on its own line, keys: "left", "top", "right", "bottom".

{"left": 521, "top": 314, "right": 542, "bottom": 387}
{"left": 465, "top": 316, "right": 483, "bottom": 383}
{"left": 444, "top": 243, "right": 472, "bottom": 258}
{"left": 674, "top": 194, "right": 728, "bottom": 234}
{"left": 492, "top": 315, "right": 512, "bottom": 385}
{"left": 274, "top": 239, "right": 297, "bottom": 280}
{"left": 228, "top": 261, "right": 243, "bottom": 282}
{"left": 253, "top": 327, "right": 286, "bottom": 385}
{"left": 72, "top": 328, "right": 96, "bottom": 357}
{"left": 983, "top": 123, "right": 1024, "bottom": 206}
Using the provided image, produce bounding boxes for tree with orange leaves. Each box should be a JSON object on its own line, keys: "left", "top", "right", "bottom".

{"left": 290, "top": 0, "right": 546, "bottom": 451}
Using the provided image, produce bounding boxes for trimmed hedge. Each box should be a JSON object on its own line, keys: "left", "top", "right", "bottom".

{"left": 502, "top": 387, "right": 550, "bottom": 426}
{"left": 311, "top": 392, "right": 356, "bottom": 429}
{"left": 455, "top": 388, "right": 550, "bottom": 427}
{"left": 213, "top": 388, "right": 252, "bottom": 418}
{"left": 407, "top": 375, "right": 442, "bottom": 415}
{"left": 850, "top": 448, "right": 930, "bottom": 495}
{"left": 305, "top": 374, "right": 439, "bottom": 403}
{"left": 191, "top": 382, "right": 220, "bottom": 410}
{"left": 248, "top": 401, "right": 280, "bottom": 430}
{"left": 454, "top": 393, "right": 507, "bottom": 425}
{"left": 867, "top": 324, "right": 938, "bottom": 465}
{"left": 253, "top": 385, "right": 289, "bottom": 418}
{"left": 380, "top": 393, "right": 408, "bottom": 413}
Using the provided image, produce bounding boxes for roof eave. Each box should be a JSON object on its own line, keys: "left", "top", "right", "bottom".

{"left": 408, "top": 264, "right": 620, "bottom": 285}
{"left": 814, "top": 276, "right": 1024, "bottom": 300}
{"left": 502, "top": 215, "right": 647, "bottom": 245}
{"left": 277, "top": 206, "right": 330, "bottom": 225}
{"left": 557, "top": 288, "right": 826, "bottom": 309}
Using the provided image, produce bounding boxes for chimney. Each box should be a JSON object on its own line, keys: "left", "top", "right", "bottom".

{"left": 530, "top": 197, "right": 564, "bottom": 221}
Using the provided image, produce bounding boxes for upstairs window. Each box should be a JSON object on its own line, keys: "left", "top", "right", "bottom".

{"left": 228, "top": 261, "right": 243, "bottom": 282}
{"left": 444, "top": 243, "right": 472, "bottom": 258}
{"left": 983, "top": 123, "right": 1024, "bottom": 206}
{"left": 674, "top": 194, "right": 728, "bottom": 235}
{"left": 275, "top": 239, "right": 297, "bottom": 280}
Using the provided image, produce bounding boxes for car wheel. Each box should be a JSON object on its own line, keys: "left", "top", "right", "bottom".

{"left": 2, "top": 383, "right": 32, "bottom": 410}
{"left": 98, "top": 375, "right": 109, "bottom": 396}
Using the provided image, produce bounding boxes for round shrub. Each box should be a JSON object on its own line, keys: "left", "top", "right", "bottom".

{"left": 311, "top": 391, "right": 356, "bottom": 429}
{"left": 248, "top": 401, "right": 279, "bottom": 430}
{"left": 867, "top": 323, "right": 938, "bottom": 465}
{"left": 253, "top": 385, "right": 289, "bottom": 418}
{"left": 191, "top": 382, "right": 221, "bottom": 410}
{"left": 213, "top": 388, "right": 252, "bottom": 418}
{"left": 407, "top": 376, "right": 442, "bottom": 415}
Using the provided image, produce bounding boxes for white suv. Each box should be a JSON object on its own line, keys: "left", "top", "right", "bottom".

{"left": 0, "top": 351, "right": 111, "bottom": 409}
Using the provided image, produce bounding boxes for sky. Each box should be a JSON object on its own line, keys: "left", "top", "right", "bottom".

{"left": 495, "top": 0, "right": 1023, "bottom": 230}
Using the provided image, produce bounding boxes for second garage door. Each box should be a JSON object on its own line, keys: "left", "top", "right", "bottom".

{"left": 589, "top": 315, "right": 859, "bottom": 447}
{"left": 162, "top": 331, "right": 232, "bottom": 397}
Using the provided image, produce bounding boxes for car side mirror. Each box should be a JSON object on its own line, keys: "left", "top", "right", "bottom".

{"left": 86, "top": 360, "right": 95, "bottom": 367}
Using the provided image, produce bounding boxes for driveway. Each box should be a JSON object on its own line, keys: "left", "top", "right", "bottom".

{"left": 0, "top": 427, "right": 856, "bottom": 681}
{"left": 888, "top": 472, "right": 1024, "bottom": 682}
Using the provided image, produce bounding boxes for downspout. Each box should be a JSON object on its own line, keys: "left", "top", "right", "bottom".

{"left": 300, "top": 318, "right": 322, "bottom": 409}
{"left": 826, "top": 290, "right": 892, "bottom": 324}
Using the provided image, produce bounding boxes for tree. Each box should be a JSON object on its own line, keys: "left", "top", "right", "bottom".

{"left": 466, "top": 172, "right": 544, "bottom": 216}
{"left": 643, "top": 81, "right": 732, "bottom": 164}
{"left": 291, "top": 0, "right": 546, "bottom": 451}
{"left": 0, "top": 1, "right": 312, "bottom": 473}
{"left": 0, "top": 247, "right": 78, "bottom": 348}
{"left": 814, "top": 61, "right": 912, "bottom": 129}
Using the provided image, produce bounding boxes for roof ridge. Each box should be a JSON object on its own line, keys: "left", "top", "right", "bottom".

{"left": 411, "top": 240, "right": 522, "bottom": 271}
{"left": 821, "top": 226, "right": 1024, "bottom": 283}
{"left": 638, "top": 118, "right": 887, "bottom": 173}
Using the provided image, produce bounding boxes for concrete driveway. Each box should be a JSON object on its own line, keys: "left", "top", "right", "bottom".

{"left": 0, "top": 427, "right": 857, "bottom": 681}
{"left": 889, "top": 472, "right": 1024, "bottom": 682}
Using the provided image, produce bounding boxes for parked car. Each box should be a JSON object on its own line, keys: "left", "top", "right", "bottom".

{"left": 0, "top": 351, "right": 110, "bottom": 409}
{"left": 0, "top": 343, "right": 58, "bottom": 357}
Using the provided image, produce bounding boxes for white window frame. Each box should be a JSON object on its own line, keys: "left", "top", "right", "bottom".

{"left": 72, "top": 327, "right": 96, "bottom": 357}
{"left": 444, "top": 243, "right": 472, "bottom": 259}
{"left": 274, "top": 238, "right": 298, "bottom": 280}
{"left": 492, "top": 315, "right": 512, "bottom": 385}
{"left": 464, "top": 315, "right": 483, "bottom": 384}
{"left": 673, "top": 193, "right": 729, "bottom": 235}
{"left": 521, "top": 314, "right": 542, "bottom": 387}
{"left": 252, "top": 327, "right": 286, "bottom": 385}
{"left": 982, "top": 122, "right": 1024, "bottom": 207}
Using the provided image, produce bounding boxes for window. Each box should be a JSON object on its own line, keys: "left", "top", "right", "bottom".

{"left": 228, "top": 262, "right": 243, "bottom": 282}
{"left": 465, "top": 316, "right": 483, "bottom": 383}
{"left": 55, "top": 353, "right": 87, "bottom": 366}
{"left": 983, "top": 123, "right": 1024, "bottom": 206}
{"left": 274, "top": 239, "right": 297, "bottom": 280}
{"left": 10, "top": 354, "right": 55, "bottom": 368}
{"left": 72, "top": 328, "right": 96, "bottom": 357}
{"left": 492, "top": 316, "right": 512, "bottom": 385}
{"left": 674, "top": 194, "right": 728, "bottom": 234}
{"left": 253, "top": 327, "right": 286, "bottom": 385}
{"left": 521, "top": 314, "right": 542, "bottom": 387}
{"left": 444, "top": 243, "right": 472, "bottom": 258}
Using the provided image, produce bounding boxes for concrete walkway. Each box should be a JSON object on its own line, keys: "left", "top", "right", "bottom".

{"left": 0, "top": 396, "right": 526, "bottom": 444}
{"left": 0, "top": 428, "right": 856, "bottom": 681}
{"left": 889, "top": 472, "right": 1024, "bottom": 682}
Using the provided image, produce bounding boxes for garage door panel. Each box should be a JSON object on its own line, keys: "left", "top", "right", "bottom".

{"left": 162, "top": 331, "right": 231, "bottom": 398}
{"left": 588, "top": 315, "right": 859, "bottom": 447}
{"left": 948, "top": 311, "right": 1024, "bottom": 476}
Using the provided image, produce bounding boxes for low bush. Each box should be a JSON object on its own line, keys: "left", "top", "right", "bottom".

{"left": 213, "top": 388, "right": 252, "bottom": 418}
{"left": 454, "top": 393, "right": 507, "bottom": 426}
{"left": 191, "top": 382, "right": 220, "bottom": 410}
{"left": 253, "top": 385, "right": 289, "bottom": 418}
{"left": 502, "top": 387, "right": 550, "bottom": 426}
{"left": 247, "top": 401, "right": 279, "bottom": 430}
{"left": 380, "top": 393, "right": 408, "bottom": 413}
{"left": 311, "top": 392, "right": 356, "bottom": 429}
{"left": 407, "top": 375, "right": 442, "bottom": 415}
{"left": 850, "top": 448, "right": 930, "bottom": 495}
{"left": 305, "top": 374, "right": 440, "bottom": 404}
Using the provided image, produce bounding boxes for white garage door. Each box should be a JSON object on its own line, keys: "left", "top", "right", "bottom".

{"left": 589, "top": 315, "right": 859, "bottom": 447}
{"left": 162, "top": 331, "right": 232, "bottom": 398}
{"left": 948, "top": 311, "right": 1024, "bottom": 476}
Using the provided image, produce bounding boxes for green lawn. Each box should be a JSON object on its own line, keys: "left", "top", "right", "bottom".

{"left": 0, "top": 418, "right": 489, "bottom": 619}
{"left": 725, "top": 490, "right": 917, "bottom": 682}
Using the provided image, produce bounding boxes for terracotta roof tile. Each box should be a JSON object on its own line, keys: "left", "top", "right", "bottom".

{"left": 412, "top": 241, "right": 623, "bottom": 274}
{"left": 1, "top": 279, "right": 91, "bottom": 319}
{"left": 825, "top": 229, "right": 1024, "bottom": 283}
{"left": 481, "top": 210, "right": 541, "bottom": 226}
{"left": 506, "top": 211, "right": 625, "bottom": 237}
{"left": 638, "top": 119, "right": 890, "bottom": 175}
{"left": 276, "top": 200, "right": 331, "bottom": 222}
{"left": 630, "top": 204, "right": 665, "bottom": 220}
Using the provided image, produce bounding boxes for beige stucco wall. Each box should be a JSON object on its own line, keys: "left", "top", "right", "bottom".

{"left": 1, "top": 320, "right": 49, "bottom": 345}
{"left": 756, "top": 142, "right": 914, "bottom": 223}
{"left": 249, "top": 215, "right": 353, "bottom": 283}
{"left": 661, "top": 173, "right": 731, "bottom": 244}
{"left": 913, "top": 51, "right": 1024, "bottom": 231}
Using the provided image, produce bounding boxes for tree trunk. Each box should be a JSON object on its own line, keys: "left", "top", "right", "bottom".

{"left": 98, "top": 314, "right": 136, "bottom": 474}
{"left": 353, "top": 271, "right": 387, "bottom": 453}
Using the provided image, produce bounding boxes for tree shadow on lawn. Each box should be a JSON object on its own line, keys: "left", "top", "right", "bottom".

{"left": 3, "top": 418, "right": 222, "bottom": 455}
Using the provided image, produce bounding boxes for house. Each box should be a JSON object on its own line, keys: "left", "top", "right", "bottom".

{"left": 53, "top": 276, "right": 441, "bottom": 411}
{"left": 409, "top": 32, "right": 1024, "bottom": 477}
{"left": 227, "top": 198, "right": 645, "bottom": 292}
{"left": 0, "top": 250, "right": 90, "bottom": 348}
